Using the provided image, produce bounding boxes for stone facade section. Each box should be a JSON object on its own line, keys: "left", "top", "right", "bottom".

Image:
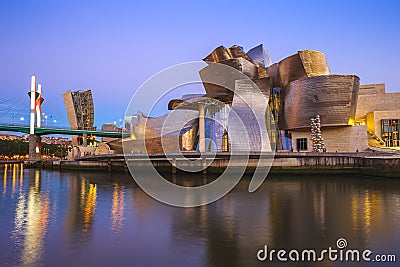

{"left": 355, "top": 84, "right": 400, "bottom": 120}
{"left": 291, "top": 125, "right": 368, "bottom": 153}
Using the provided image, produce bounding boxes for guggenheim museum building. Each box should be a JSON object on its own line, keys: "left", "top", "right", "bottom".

{"left": 123, "top": 44, "right": 400, "bottom": 154}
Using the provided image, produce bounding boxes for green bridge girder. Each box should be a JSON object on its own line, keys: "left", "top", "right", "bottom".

{"left": 0, "top": 125, "right": 130, "bottom": 138}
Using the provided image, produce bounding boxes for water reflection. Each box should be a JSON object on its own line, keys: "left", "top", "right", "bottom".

{"left": 3, "top": 164, "right": 7, "bottom": 195}
{"left": 0, "top": 167, "right": 399, "bottom": 267}
{"left": 12, "top": 164, "right": 17, "bottom": 196}
{"left": 11, "top": 169, "right": 50, "bottom": 266}
{"left": 111, "top": 183, "right": 125, "bottom": 235}
{"left": 66, "top": 174, "right": 97, "bottom": 241}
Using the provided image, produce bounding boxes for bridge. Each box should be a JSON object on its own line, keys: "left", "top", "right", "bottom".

{"left": 0, "top": 123, "right": 130, "bottom": 138}
{"left": 0, "top": 75, "right": 129, "bottom": 160}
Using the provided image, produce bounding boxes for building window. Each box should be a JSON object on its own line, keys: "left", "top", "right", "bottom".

{"left": 381, "top": 119, "right": 400, "bottom": 147}
{"left": 296, "top": 138, "right": 308, "bottom": 151}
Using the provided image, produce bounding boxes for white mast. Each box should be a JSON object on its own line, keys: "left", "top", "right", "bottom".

{"left": 30, "top": 75, "right": 36, "bottom": 134}
{"left": 36, "top": 84, "right": 42, "bottom": 128}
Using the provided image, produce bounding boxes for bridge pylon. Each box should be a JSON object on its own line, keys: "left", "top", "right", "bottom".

{"left": 28, "top": 75, "right": 43, "bottom": 160}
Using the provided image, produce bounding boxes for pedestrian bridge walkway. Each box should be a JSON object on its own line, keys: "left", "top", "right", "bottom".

{"left": 0, "top": 123, "right": 130, "bottom": 138}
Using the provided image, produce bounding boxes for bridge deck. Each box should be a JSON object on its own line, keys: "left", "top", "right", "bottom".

{"left": 0, "top": 124, "right": 129, "bottom": 138}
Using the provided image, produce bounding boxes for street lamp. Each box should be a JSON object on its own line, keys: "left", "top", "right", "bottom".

{"left": 45, "top": 115, "right": 48, "bottom": 127}
{"left": 53, "top": 119, "right": 57, "bottom": 128}
{"left": 20, "top": 117, "right": 24, "bottom": 123}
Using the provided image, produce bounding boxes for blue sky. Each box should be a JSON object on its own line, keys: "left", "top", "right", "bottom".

{"left": 0, "top": 0, "right": 399, "bottom": 128}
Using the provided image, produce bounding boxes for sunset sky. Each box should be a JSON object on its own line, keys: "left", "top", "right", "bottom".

{"left": 1, "top": 0, "right": 399, "bottom": 127}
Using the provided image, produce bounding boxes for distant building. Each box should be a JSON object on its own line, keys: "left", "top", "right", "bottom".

{"left": 41, "top": 136, "right": 72, "bottom": 146}
{"left": 0, "top": 133, "right": 23, "bottom": 141}
{"left": 63, "top": 89, "right": 95, "bottom": 145}
{"left": 101, "top": 123, "right": 123, "bottom": 142}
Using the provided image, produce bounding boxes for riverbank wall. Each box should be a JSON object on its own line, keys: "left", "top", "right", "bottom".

{"left": 23, "top": 152, "right": 400, "bottom": 178}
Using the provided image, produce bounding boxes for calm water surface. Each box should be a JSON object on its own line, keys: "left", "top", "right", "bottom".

{"left": 1, "top": 164, "right": 400, "bottom": 267}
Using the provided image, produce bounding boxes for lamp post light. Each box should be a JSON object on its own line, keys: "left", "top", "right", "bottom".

{"left": 20, "top": 117, "right": 24, "bottom": 123}
{"left": 44, "top": 115, "right": 48, "bottom": 127}
{"left": 53, "top": 119, "right": 57, "bottom": 128}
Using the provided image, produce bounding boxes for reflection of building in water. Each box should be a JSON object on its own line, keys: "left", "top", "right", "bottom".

{"left": 66, "top": 175, "right": 97, "bottom": 240}
{"left": 111, "top": 183, "right": 125, "bottom": 234}
{"left": 170, "top": 194, "right": 240, "bottom": 267}
{"left": 82, "top": 181, "right": 97, "bottom": 232}
{"left": 350, "top": 189, "right": 384, "bottom": 239}
{"left": 12, "top": 169, "right": 50, "bottom": 266}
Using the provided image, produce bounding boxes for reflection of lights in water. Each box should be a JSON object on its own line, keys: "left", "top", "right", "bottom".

{"left": 312, "top": 191, "right": 326, "bottom": 230}
{"left": 82, "top": 181, "right": 97, "bottom": 232}
{"left": 10, "top": 169, "right": 51, "bottom": 267}
{"left": 12, "top": 164, "right": 18, "bottom": 196}
{"left": 183, "top": 180, "right": 195, "bottom": 206}
{"left": 221, "top": 198, "right": 235, "bottom": 240}
{"left": 13, "top": 191, "right": 26, "bottom": 240}
{"left": 80, "top": 179, "right": 87, "bottom": 210}
{"left": 3, "top": 164, "right": 7, "bottom": 195}
{"left": 19, "top": 163, "right": 23, "bottom": 187}
{"left": 363, "top": 190, "right": 379, "bottom": 236}
{"left": 34, "top": 170, "right": 40, "bottom": 191}
{"left": 395, "top": 195, "right": 400, "bottom": 211}
{"left": 351, "top": 194, "right": 359, "bottom": 232}
{"left": 364, "top": 191, "right": 371, "bottom": 235}
{"left": 111, "top": 183, "right": 125, "bottom": 235}
{"left": 21, "top": 193, "right": 50, "bottom": 266}
{"left": 199, "top": 205, "right": 208, "bottom": 228}
{"left": 351, "top": 190, "right": 380, "bottom": 236}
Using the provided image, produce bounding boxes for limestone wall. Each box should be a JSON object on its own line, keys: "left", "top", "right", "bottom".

{"left": 355, "top": 84, "right": 400, "bottom": 121}
{"left": 291, "top": 125, "right": 368, "bottom": 152}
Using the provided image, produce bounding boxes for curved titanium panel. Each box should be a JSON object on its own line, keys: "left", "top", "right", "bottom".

{"left": 298, "top": 50, "right": 330, "bottom": 77}
{"left": 219, "top": 58, "right": 258, "bottom": 79}
{"left": 226, "top": 45, "right": 254, "bottom": 62}
{"left": 268, "top": 50, "right": 330, "bottom": 88}
{"left": 203, "top": 45, "right": 254, "bottom": 63}
{"left": 280, "top": 75, "right": 360, "bottom": 130}
{"left": 266, "top": 63, "right": 281, "bottom": 88}
{"left": 277, "top": 53, "right": 307, "bottom": 87}
{"left": 246, "top": 44, "right": 271, "bottom": 68}
{"left": 203, "top": 46, "right": 231, "bottom": 62}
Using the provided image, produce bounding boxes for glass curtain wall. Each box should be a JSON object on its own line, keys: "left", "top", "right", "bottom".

{"left": 199, "top": 102, "right": 231, "bottom": 152}
{"left": 381, "top": 119, "right": 400, "bottom": 147}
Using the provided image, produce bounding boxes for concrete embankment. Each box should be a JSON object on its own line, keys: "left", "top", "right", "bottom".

{"left": 26, "top": 152, "right": 400, "bottom": 178}
{"left": 0, "top": 160, "right": 23, "bottom": 164}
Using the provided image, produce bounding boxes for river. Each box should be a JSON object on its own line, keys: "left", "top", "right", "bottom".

{"left": 0, "top": 164, "right": 399, "bottom": 266}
